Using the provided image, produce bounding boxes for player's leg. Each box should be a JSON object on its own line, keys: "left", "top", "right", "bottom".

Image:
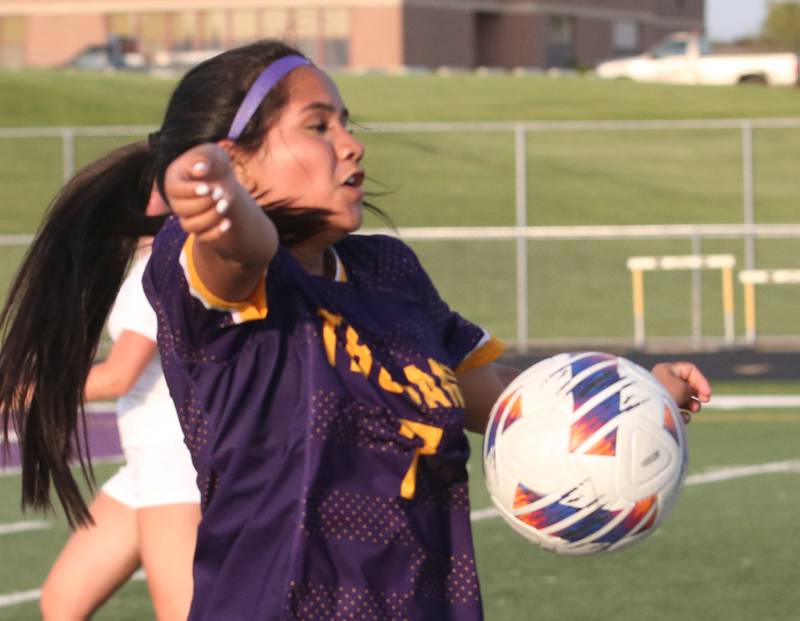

{"left": 137, "top": 502, "right": 201, "bottom": 621}
{"left": 40, "top": 490, "right": 140, "bottom": 620}
{"left": 134, "top": 436, "right": 201, "bottom": 621}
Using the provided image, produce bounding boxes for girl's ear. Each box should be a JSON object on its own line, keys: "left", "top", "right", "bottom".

{"left": 217, "top": 139, "right": 250, "bottom": 186}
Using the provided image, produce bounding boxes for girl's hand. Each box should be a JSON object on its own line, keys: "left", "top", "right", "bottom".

{"left": 163, "top": 143, "right": 278, "bottom": 302}
{"left": 651, "top": 362, "right": 712, "bottom": 424}
{"left": 164, "top": 143, "right": 240, "bottom": 243}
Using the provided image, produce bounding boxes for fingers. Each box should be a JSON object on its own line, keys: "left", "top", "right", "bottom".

{"left": 651, "top": 361, "right": 712, "bottom": 419}
{"left": 166, "top": 145, "right": 231, "bottom": 201}
{"left": 667, "top": 361, "right": 712, "bottom": 408}
{"left": 165, "top": 144, "right": 237, "bottom": 239}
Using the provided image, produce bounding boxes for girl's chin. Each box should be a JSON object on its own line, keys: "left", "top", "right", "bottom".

{"left": 333, "top": 205, "right": 364, "bottom": 233}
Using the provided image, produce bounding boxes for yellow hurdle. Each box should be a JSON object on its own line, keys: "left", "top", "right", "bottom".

{"left": 738, "top": 269, "right": 800, "bottom": 345}
{"left": 626, "top": 254, "right": 736, "bottom": 349}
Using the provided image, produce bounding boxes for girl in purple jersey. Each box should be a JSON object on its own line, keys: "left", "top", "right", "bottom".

{"left": 0, "top": 41, "right": 710, "bottom": 620}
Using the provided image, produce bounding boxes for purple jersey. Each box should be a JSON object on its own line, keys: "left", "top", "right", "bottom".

{"left": 144, "top": 218, "right": 504, "bottom": 620}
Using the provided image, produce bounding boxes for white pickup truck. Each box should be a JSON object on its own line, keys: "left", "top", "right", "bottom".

{"left": 596, "top": 32, "right": 799, "bottom": 86}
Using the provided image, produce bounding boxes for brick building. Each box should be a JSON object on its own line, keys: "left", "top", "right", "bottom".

{"left": 0, "top": 0, "right": 704, "bottom": 71}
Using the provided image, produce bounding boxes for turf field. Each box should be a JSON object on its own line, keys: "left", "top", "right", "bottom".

{"left": 0, "top": 69, "right": 798, "bottom": 618}
{"left": 1, "top": 386, "right": 799, "bottom": 620}
{"left": 1, "top": 70, "right": 799, "bottom": 343}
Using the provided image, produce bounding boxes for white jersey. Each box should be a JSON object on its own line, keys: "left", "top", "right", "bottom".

{"left": 106, "top": 251, "right": 183, "bottom": 448}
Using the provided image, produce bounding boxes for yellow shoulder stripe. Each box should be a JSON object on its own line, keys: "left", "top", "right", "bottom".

{"left": 455, "top": 335, "right": 506, "bottom": 374}
{"left": 181, "top": 234, "right": 268, "bottom": 323}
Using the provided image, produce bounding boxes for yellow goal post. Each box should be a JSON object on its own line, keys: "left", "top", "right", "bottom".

{"left": 626, "top": 254, "right": 736, "bottom": 349}
{"left": 739, "top": 269, "right": 800, "bottom": 345}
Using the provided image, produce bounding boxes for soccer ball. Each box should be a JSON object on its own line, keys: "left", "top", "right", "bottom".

{"left": 483, "top": 352, "right": 687, "bottom": 555}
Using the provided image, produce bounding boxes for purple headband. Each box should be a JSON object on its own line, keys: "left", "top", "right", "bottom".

{"left": 227, "top": 55, "right": 311, "bottom": 140}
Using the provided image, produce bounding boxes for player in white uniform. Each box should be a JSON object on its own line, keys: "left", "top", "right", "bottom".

{"left": 39, "top": 197, "right": 201, "bottom": 621}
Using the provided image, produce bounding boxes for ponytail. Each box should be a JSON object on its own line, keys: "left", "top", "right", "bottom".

{"left": 0, "top": 141, "right": 165, "bottom": 527}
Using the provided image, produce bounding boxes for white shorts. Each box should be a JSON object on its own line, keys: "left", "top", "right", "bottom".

{"left": 102, "top": 439, "right": 200, "bottom": 509}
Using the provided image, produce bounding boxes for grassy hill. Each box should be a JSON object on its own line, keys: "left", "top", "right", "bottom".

{"left": 1, "top": 68, "right": 800, "bottom": 127}
{"left": 0, "top": 69, "right": 798, "bottom": 343}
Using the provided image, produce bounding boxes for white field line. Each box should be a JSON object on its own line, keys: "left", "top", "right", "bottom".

{"left": 683, "top": 460, "right": 800, "bottom": 485}
{"left": 0, "top": 397, "right": 795, "bottom": 449}
{"left": 0, "top": 455, "right": 124, "bottom": 478}
{"left": 0, "top": 571, "right": 145, "bottom": 609}
{"left": 0, "top": 589, "right": 40, "bottom": 608}
{"left": 0, "top": 521, "right": 50, "bottom": 536}
{"left": 0, "top": 459, "right": 798, "bottom": 608}
{"left": 470, "top": 459, "right": 800, "bottom": 523}
{"left": 704, "top": 395, "right": 800, "bottom": 410}
{"left": 2, "top": 404, "right": 117, "bottom": 447}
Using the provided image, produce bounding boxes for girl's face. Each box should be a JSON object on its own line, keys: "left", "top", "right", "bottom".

{"left": 237, "top": 66, "right": 366, "bottom": 239}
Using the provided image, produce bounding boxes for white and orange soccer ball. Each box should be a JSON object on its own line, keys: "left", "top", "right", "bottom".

{"left": 483, "top": 352, "right": 687, "bottom": 555}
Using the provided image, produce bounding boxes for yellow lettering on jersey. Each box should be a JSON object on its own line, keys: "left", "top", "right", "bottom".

{"left": 404, "top": 386, "right": 422, "bottom": 406}
{"left": 378, "top": 367, "right": 404, "bottom": 394}
{"left": 403, "top": 365, "right": 452, "bottom": 409}
{"left": 317, "top": 309, "right": 343, "bottom": 366}
{"left": 345, "top": 326, "right": 373, "bottom": 377}
{"left": 317, "top": 308, "right": 461, "bottom": 413}
{"left": 428, "top": 358, "right": 465, "bottom": 408}
{"left": 398, "top": 419, "right": 444, "bottom": 499}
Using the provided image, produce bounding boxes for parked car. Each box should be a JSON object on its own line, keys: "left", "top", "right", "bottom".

{"left": 67, "top": 36, "right": 221, "bottom": 73}
{"left": 67, "top": 36, "right": 145, "bottom": 72}
{"left": 596, "top": 32, "right": 800, "bottom": 86}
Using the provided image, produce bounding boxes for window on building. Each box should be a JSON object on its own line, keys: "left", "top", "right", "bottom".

{"left": 0, "top": 16, "right": 24, "bottom": 68}
{"left": 231, "top": 10, "right": 259, "bottom": 46}
{"left": 108, "top": 13, "right": 136, "bottom": 38}
{"left": 140, "top": 12, "right": 168, "bottom": 57}
{"left": 171, "top": 11, "right": 197, "bottom": 51}
{"left": 321, "top": 8, "right": 350, "bottom": 68}
{"left": 475, "top": 11, "right": 501, "bottom": 68}
{"left": 548, "top": 15, "right": 573, "bottom": 46}
{"left": 612, "top": 20, "right": 639, "bottom": 56}
{"left": 263, "top": 9, "right": 290, "bottom": 40}
{"left": 546, "top": 15, "right": 575, "bottom": 68}
{"left": 293, "top": 8, "right": 319, "bottom": 59}
{"left": 199, "top": 10, "right": 226, "bottom": 49}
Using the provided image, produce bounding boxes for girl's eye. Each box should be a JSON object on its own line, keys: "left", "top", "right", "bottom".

{"left": 309, "top": 120, "right": 329, "bottom": 133}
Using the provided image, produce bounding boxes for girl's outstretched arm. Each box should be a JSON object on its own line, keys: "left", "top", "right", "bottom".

{"left": 458, "top": 360, "right": 711, "bottom": 435}
{"left": 164, "top": 143, "right": 279, "bottom": 302}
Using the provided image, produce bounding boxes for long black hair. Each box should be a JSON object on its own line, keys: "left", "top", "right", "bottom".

{"left": 0, "top": 40, "right": 321, "bottom": 527}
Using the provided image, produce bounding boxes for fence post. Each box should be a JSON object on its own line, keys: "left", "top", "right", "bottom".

{"left": 514, "top": 125, "right": 529, "bottom": 353}
{"left": 741, "top": 121, "right": 755, "bottom": 271}
{"left": 61, "top": 127, "right": 75, "bottom": 184}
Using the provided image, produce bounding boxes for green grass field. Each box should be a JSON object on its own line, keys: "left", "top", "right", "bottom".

{"left": 1, "top": 70, "right": 799, "bottom": 344}
{"left": 0, "top": 69, "right": 798, "bottom": 618}
{"left": 1, "top": 402, "right": 799, "bottom": 620}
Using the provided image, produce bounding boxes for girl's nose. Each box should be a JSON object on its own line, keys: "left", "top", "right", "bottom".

{"left": 338, "top": 131, "right": 365, "bottom": 162}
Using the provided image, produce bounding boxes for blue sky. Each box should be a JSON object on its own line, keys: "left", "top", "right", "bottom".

{"left": 706, "top": 0, "right": 769, "bottom": 41}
